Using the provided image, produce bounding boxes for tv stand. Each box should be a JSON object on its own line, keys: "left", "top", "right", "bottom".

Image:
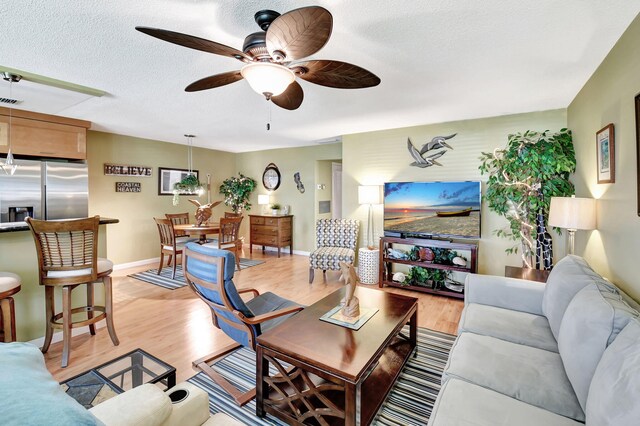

{"left": 379, "top": 236, "right": 478, "bottom": 299}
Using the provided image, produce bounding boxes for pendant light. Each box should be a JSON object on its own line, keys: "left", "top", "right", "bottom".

{"left": 183, "top": 134, "right": 204, "bottom": 196}
{"left": 0, "top": 73, "right": 21, "bottom": 176}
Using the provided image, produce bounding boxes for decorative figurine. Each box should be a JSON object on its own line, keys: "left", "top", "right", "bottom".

{"left": 339, "top": 261, "right": 361, "bottom": 318}
{"left": 188, "top": 199, "right": 222, "bottom": 226}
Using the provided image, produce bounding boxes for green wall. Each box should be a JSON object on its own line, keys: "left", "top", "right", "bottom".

{"left": 567, "top": 14, "right": 640, "bottom": 300}
{"left": 342, "top": 109, "right": 567, "bottom": 276}
{"left": 88, "top": 131, "right": 236, "bottom": 264}
{"left": 235, "top": 143, "right": 342, "bottom": 252}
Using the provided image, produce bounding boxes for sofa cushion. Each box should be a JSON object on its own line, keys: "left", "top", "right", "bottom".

{"left": 0, "top": 342, "right": 103, "bottom": 426}
{"left": 428, "top": 378, "right": 583, "bottom": 426}
{"left": 443, "top": 332, "right": 584, "bottom": 421}
{"left": 458, "top": 303, "right": 558, "bottom": 352}
{"left": 558, "top": 283, "right": 638, "bottom": 412}
{"left": 586, "top": 319, "right": 640, "bottom": 426}
{"left": 542, "top": 255, "right": 615, "bottom": 340}
{"left": 89, "top": 383, "right": 171, "bottom": 426}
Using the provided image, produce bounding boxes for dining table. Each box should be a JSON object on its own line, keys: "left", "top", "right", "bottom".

{"left": 173, "top": 222, "right": 220, "bottom": 244}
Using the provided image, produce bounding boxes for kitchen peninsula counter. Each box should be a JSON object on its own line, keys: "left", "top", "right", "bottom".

{"left": 0, "top": 218, "right": 118, "bottom": 341}
{"left": 0, "top": 217, "right": 119, "bottom": 232}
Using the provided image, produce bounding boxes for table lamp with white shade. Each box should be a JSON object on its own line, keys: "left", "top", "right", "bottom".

{"left": 548, "top": 196, "right": 596, "bottom": 255}
{"left": 258, "top": 194, "right": 270, "bottom": 214}
{"left": 358, "top": 185, "right": 383, "bottom": 249}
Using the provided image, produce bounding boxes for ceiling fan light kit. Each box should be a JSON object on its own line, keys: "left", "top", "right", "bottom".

{"left": 240, "top": 62, "right": 295, "bottom": 99}
{"left": 136, "top": 5, "right": 379, "bottom": 111}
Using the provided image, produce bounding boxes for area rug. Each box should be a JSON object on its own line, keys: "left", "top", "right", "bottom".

{"left": 187, "top": 326, "right": 455, "bottom": 425}
{"left": 129, "top": 259, "right": 265, "bottom": 290}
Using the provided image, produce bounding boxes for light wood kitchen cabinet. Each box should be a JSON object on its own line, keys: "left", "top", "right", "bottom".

{"left": 0, "top": 107, "right": 91, "bottom": 160}
{"left": 249, "top": 215, "right": 293, "bottom": 258}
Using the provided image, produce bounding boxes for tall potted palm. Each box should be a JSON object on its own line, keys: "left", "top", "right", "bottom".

{"left": 479, "top": 129, "right": 576, "bottom": 268}
{"left": 219, "top": 173, "right": 257, "bottom": 214}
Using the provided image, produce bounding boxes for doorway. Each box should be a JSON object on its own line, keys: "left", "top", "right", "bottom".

{"left": 332, "top": 162, "right": 342, "bottom": 219}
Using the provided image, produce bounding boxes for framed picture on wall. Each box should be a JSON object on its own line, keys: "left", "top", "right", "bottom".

{"left": 158, "top": 167, "right": 199, "bottom": 195}
{"left": 596, "top": 123, "right": 615, "bottom": 184}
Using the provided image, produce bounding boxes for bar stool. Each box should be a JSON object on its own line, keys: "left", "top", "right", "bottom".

{"left": 0, "top": 272, "right": 21, "bottom": 342}
{"left": 26, "top": 216, "right": 119, "bottom": 368}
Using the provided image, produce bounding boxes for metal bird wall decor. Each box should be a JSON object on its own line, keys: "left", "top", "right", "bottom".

{"left": 407, "top": 133, "right": 458, "bottom": 168}
{"left": 419, "top": 133, "right": 457, "bottom": 155}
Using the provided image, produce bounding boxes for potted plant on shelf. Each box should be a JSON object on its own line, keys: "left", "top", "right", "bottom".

{"left": 172, "top": 174, "right": 203, "bottom": 206}
{"left": 270, "top": 203, "right": 281, "bottom": 215}
{"left": 479, "top": 129, "right": 576, "bottom": 269}
{"left": 219, "top": 173, "right": 257, "bottom": 213}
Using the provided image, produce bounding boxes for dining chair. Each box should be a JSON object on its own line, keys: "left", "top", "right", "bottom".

{"left": 26, "top": 216, "right": 119, "bottom": 367}
{"left": 183, "top": 243, "right": 303, "bottom": 406}
{"left": 165, "top": 212, "right": 195, "bottom": 244}
{"left": 224, "top": 212, "right": 244, "bottom": 250}
{"left": 309, "top": 218, "right": 360, "bottom": 283}
{"left": 154, "top": 218, "right": 185, "bottom": 279}
{"left": 204, "top": 217, "right": 243, "bottom": 271}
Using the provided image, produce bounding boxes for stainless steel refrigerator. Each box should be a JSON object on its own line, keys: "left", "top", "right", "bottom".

{"left": 0, "top": 159, "right": 88, "bottom": 224}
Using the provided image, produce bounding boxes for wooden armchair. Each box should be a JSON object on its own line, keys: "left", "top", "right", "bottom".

{"left": 183, "top": 243, "right": 303, "bottom": 406}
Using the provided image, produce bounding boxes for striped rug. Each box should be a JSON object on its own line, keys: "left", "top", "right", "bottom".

{"left": 129, "top": 259, "right": 265, "bottom": 290}
{"left": 188, "top": 326, "right": 455, "bottom": 425}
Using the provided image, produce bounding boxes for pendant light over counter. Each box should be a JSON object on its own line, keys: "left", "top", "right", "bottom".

{"left": 0, "top": 72, "right": 21, "bottom": 176}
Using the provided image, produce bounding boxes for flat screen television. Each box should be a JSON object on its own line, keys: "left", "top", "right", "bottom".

{"left": 384, "top": 181, "right": 481, "bottom": 239}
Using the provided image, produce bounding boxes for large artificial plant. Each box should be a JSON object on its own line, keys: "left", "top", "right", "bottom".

{"left": 219, "top": 173, "right": 257, "bottom": 213}
{"left": 479, "top": 129, "right": 576, "bottom": 268}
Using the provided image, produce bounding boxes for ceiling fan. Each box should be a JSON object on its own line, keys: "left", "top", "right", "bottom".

{"left": 136, "top": 6, "right": 380, "bottom": 110}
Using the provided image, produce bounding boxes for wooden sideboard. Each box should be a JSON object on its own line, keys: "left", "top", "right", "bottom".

{"left": 249, "top": 215, "right": 293, "bottom": 258}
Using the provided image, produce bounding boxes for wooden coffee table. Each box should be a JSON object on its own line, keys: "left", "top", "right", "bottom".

{"left": 256, "top": 286, "right": 418, "bottom": 425}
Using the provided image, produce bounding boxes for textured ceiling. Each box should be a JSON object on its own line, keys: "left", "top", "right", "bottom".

{"left": 2, "top": 1, "right": 639, "bottom": 152}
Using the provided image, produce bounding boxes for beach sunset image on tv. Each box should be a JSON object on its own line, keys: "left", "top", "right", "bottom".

{"left": 384, "top": 181, "right": 481, "bottom": 238}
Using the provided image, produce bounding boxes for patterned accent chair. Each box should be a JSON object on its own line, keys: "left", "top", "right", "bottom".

{"left": 309, "top": 219, "right": 360, "bottom": 283}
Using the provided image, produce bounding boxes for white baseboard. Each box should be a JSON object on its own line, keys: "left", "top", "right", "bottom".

{"left": 27, "top": 323, "right": 106, "bottom": 347}
{"left": 113, "top": 257, "right": 159, "bottom": 271}
{"left": 113, "top": 246, "right": 309, "bottom": 271}
{"left": 260, "top": 246, "right": 310, "bottom": 256}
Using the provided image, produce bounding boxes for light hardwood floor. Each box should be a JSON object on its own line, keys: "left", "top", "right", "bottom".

{"left": 45, "top": 247, "right": 464, "bottom": 384}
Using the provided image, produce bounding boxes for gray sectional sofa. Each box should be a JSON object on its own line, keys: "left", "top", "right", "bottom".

{"left": 428, "top": 255, "right": 640, "bottom": 426}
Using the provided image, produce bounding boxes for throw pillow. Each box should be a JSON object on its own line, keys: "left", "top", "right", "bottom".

{"left": 0, "top": 342, "right": 103, "bottom": 425}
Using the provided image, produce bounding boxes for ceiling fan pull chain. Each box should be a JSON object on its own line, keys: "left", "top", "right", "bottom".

{"left": 266, "top": 100, "right": 272, "bottom": 131}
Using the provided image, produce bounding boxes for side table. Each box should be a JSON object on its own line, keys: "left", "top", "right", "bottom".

{"left": 505, "top": 266, "right": 550, "bottom": 283}
{"left": 358, "top": 247, "right": 379, "bottom": 285}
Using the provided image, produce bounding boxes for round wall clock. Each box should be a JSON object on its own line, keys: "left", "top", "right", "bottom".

{"left": 262, "top": 163, "right": 281, "bottom": 191}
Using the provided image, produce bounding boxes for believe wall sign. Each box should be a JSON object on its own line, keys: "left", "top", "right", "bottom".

{"left": 115, "top": 182, "right": 141, "bottom": 193}
{"left": 104, "top": 164, "right": 152, "bottom": 177}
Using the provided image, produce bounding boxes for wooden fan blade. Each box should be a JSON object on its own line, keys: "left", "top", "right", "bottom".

{"left": 266, "top": 6, "right": 332, "bottom": 61}
{"left": 293, "top": 60, "right": 380, "bottom": 89}
{"left": 271, "top": 81, "right": 304, "bottom": 110}
{"left": 136, "top": 26, "right": 251, "bottom": 62}
{"left": 185, "top": 71, "right": 243, "bottom": 92}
